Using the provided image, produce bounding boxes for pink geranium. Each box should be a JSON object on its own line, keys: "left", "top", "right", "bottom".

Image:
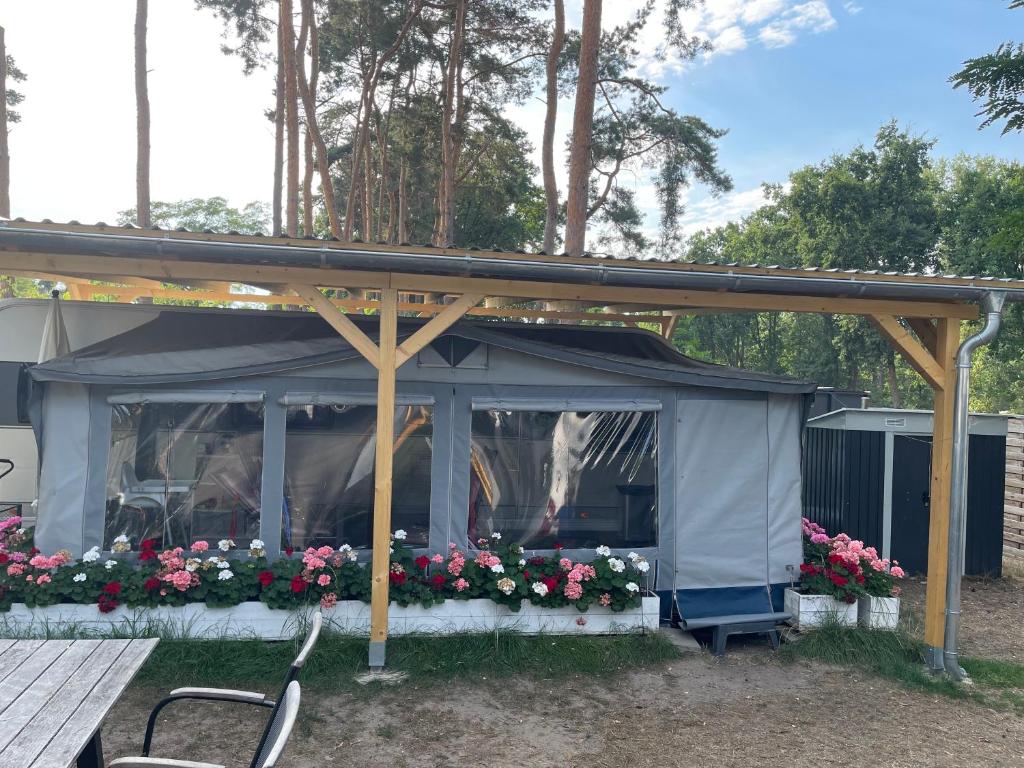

{"left": 190, "top": 540, "right": 210, "bottom": 553}
{"left": 317, "top": 573, "right": 331, "bottom": 587}
{"left": 564, "top": 581, "right": 583, "bottom": 600}
{"left": 35, "top": 573, "right": 51, "bottom": 585}
{"left": 454, "top": 577, "right": 470, "bottom": 592}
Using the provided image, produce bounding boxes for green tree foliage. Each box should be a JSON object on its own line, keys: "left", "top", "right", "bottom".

{"left": 951, "top": 1, "right": 1024, "bottom": 134}
{"left": 117, "top": 197, "right": 270, "bottom": 234}
{"left": 5, "top": 55, "right": 26, "bottom": 126}
{"left": 676, "top": 124, "right": 945, "bottom": 409}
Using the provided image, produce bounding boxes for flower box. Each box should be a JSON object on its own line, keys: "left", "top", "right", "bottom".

{"left": 0, "top": 596, "right": 661, "bottom": 640}
{"left": 783, "top": 588, "right": 857, "bottom": 631}
{"left": 857, "top": 596, "right": 900, "bottom": 630}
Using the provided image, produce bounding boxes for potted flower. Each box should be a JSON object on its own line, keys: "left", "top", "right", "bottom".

{"left": 857, "top": 550, "right": 905, "bottom": 630}
{"left": 784, "top": 519, "right": 863, "bottom": 630}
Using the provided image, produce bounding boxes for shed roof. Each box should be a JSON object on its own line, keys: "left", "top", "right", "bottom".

{"left": 29, "top": 307, "right": 816, "bottom": 394}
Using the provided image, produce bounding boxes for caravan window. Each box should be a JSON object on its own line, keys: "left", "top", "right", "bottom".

{"left": 468, "top": 410, "right": 657, "bottom": 549}
{"left": 282, "top": 404, "right": 432, "bottom": 550}
{"left": 104, "top": 402, "right": 264, "bottom": 549}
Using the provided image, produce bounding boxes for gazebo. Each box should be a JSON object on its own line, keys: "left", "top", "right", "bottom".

{"left": 1, "top": 218, "right": 1021, "bottom": 675}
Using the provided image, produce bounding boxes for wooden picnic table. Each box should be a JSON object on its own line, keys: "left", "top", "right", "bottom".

{"left": 0, "top": 638, "right": 158, "bottom": 768}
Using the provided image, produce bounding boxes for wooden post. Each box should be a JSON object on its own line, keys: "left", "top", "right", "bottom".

{"left": 923, "top": 317, "right": 960, "bottom": 666}
{"left": 368, "top": 288, "right": 397, "bottom": 669}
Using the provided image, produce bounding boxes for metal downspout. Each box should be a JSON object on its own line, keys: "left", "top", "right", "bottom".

{"left": 943, "top": 291, "right": 1006, "bottom": 680}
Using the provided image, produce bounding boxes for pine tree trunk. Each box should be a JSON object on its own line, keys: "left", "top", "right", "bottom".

{"left": 564, "top": 0, "right": 601, "bottom": 257}
{"left": 296, "top": 0, "right": 341, "bottom": 238}
{"left": 541, "top": 0, "right": 565, "bottom": 254}
{"left": 0, "top": 27, "right": 10, "bottom": 220}
{"left": 272, "top": 35, "right": 285, "bottom": 236}
{"left": 437, "top": 0, "right": 466, "bottom": 246}
{"left": 135, "top": 0, "right": 151, "bottom": 228}
{"left": 280, "top": 0, "right": 300, "bottom": 237}
{"left": 397, "top": 158, "right": 409, "bottom": 243}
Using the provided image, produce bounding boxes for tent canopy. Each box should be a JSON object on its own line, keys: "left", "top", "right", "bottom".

{"left": 29, "top": 308, "right": 816, "bottom": 394}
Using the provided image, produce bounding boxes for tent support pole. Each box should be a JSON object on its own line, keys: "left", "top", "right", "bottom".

{"left": 923, "top": 318, "right": 959, "bottom": 671}
{"left": 368, "top": 288, "right": 398, "bottom": 670}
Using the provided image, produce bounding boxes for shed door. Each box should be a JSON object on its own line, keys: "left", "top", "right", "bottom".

{"left": 890, "top": 435, "right": 932, "bottom": 574}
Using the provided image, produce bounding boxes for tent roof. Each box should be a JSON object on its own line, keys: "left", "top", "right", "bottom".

{"left": 29, "top": 307, "right": 816, "bottom": 394}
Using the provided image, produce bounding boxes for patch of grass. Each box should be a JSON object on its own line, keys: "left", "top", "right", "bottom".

{"left": 781, "top": 620, "right": 1024, "bottom": 712}
{"left": 134, "top": 630, "right": 680, "bottom": 692}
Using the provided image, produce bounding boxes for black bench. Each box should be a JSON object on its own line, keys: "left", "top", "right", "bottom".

{"left": 682, "top": 612, "right": 791, "bottom": 656}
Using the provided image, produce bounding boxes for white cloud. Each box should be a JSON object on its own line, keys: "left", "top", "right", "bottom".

{"left": 680, "top": 185, "right": 777, "bottom": 235}
{"left": 843, "top": 1, "right": 864, "bottom": 15}
{"left": 759, "top": 1, "right": 838, "bottom": 49}
{"left": 712, "top": 26, "right": 749, "bottom": 57}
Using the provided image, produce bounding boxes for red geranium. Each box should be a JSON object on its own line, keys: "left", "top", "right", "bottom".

{"left": 0, "top": 553, "right": 8, "bottom": 565}
{"left": 828, "top": 572, "right": 848, "bottom": 587}
{"left": 414, "top": 555, "right": 430, "bottom": 570}
{"left": 140, "top": 538, "right": 159, "bottom": 551}
{"left": 29, "top": 547, "right": 39, "bottom": 555}
{"left": 528, "top": 556, "right": 546, "bottom": 566}
{"left": 143, "top": 577, "right": 161, "bottom": 591}
{"left": 284, "top": 546, "right": 295, "bottom": 557}
{"left": 138, "top": 549, "right": 157, "bottom": 562}
{"left": 103, "top": 581, "right": 122, "bottom": 596}
{"left": 389, "top": 571, "right": 407, "bottom": 586}
{"left": 97, "top": 594, "right": 118, "bottom": 613}
{"left": 430, "top": 573, "right": 445, "bottom": 589}
{"left": 290, "top": 574, "right": 306, "bottom": 593}
{"left": 258, "top": 570, "right": 274, "bottom": 587}
{"left": 541, "top": 575, "right": 559, "bottom": 593}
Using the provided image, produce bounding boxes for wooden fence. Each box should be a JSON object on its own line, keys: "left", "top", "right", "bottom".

{"left": 1006, "top": 418, "right": 1024, "bottom": 559}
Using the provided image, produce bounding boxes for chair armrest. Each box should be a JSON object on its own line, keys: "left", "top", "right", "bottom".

{"left": 166, "top": 687, "right": 271, "bottom": 706}
{"left": 110, "top": 758, "right": 225, "bottom": 768}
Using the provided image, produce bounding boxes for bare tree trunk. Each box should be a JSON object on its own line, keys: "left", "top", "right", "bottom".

{"left": 397, "top": 158, "right": 409, "bottom": 243}
{"left": 886, "top": 352, "right": 903, "bottom": 408}
{"left": 437, "top": 0, "right": 466, "bottom": 246}
{"left": 280, "top": 0, "right": 300, "bottom": 237}
{"left": 564, "top": 0, "right": 601, "bottom": 257}
{"left": 541, "top": 0, "right": 564, "bottom": 254}
{"left": 0, "top": 27, "right": 9, "bottom": 220}
{"left": 363, "top": 120, "right": 374, "bottom": 239}
{"left": 135, "top": 0, "right": 151, "bottom": 228}
{"left": 343, "top": 93, "right": 365, "bottom": 240}
{"left": 272, "top": 33, "right": 285, "bottom": 236}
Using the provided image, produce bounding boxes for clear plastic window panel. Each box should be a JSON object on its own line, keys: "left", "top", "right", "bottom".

{"left": 282, "top": 404, "right": 433, "bottom": 549}
{"left": 104, "top": 402, "right": 264, "bottom": 549}
{"left": 468, "top": 410, "right": 657, "bottom": 549}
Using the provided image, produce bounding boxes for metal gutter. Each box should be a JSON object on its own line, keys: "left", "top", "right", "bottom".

{"left": 942, "top": 291, "right": 1007, "bottom": 680}
{"left": 4, "top": 226, "right": 1024, "bottom": 304}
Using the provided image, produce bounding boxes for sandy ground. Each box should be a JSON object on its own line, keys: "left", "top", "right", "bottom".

{"left": 102, "top": 567, "right": 1024, "bottom": 768}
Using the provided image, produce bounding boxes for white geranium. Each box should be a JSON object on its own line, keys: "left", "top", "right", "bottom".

{"left": 490, "top": 563, "right": 505, "bottom": 574}
{"left": 339, "top": 544, "right": 353, "bottom": 553}
{"left": 185, "top": 559, "right": 200, "bottom": 572}
{"left": 249, "top": 539, "right": 266, "bottom": 556}
{"left": 627, "top": 552, "right": 640, "bottom": 562}
{"left": 113, "top": 534, "right": 129, "bottom": 544}
{"left": 217, "top": 539, "right": 234, "bottom": 552}
{"left": 625, "top": 582, "right": 639, "bottom": 593}
{"left": 518, "top": 559, "right": 527, "bottom": 567}
{"left": 104, "top": 560, "right": 117, "bottom": 571}
{"left": 634, "top": 559, "right": 650, "bottom": 573}
{"left": 111, "top": 534, "right": 131, "bottom": 553}
{"left": 393, "top": 529, "right": 407, "bottom": 541}
{"left": 216, "top": 559, "right": 231, "bottom": 569}
{"left": 217, "top": 569, "right": 234, "bottom": 581}
{"left": 82, "top": 546, "right": 101, "bottom": 563}
{"left": 532, "top": 581, "right": 549, "bottom": 597}
{"left": 595, "top": 545, "right": 611, "bottom": 557}
{"left": 72, "top": 572, "right": 87, "bottom": 583}
{"left": 491, "top": 532, "right": 502, "bottom": 540}
{"left": 607, "top": 557, "right": 625, "bottom": 573}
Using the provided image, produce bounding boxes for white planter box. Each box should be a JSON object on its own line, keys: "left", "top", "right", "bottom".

{"left": 784, "top": 588, "right": 857, "bottom": 630}
{"left": 0, "top": 597, "right": 660, "bottom": 640}
{"left": 858, "top": 596, "right": 900, "bottom": 630}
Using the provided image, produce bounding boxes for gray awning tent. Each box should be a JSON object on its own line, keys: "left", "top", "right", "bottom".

{"left": 28, "top": 307, "right": 813, "bottom": 620}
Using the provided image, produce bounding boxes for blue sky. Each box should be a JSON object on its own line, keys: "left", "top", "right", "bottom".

{"left": 655, "top": 0, "right": 1024, "bottom": 232}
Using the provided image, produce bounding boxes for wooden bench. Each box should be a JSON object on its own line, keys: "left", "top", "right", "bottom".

{"left": 682, "top": 612, "right": 791, "bottom": 656}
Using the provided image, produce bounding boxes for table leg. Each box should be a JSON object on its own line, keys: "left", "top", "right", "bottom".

{"left": 76, "top": 730, "right": 103, "bottom": 768}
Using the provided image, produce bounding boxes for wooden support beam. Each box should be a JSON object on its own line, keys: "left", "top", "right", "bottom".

{"left": 369, "top": 288, "right": 398, "bottom": 667}
{"left": 662, "top": 311, "right": 682, "bottom": 340}
{"left": 923, "top": 318, "right": 960, "bottom": 656}
{"left": 395, "top": 293, "right": 483, "bottom": 367}
{"left": 0, "top": 253, "right": 980, "bottom": 320}
{"left": 869, "top": 315, "right": 946, "bottom": 391}
{"left": 289, "top": 284, "right": 381, "bottom": 368}
{"left": 906, "top": 317, "right": 938, "bottom": 356}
